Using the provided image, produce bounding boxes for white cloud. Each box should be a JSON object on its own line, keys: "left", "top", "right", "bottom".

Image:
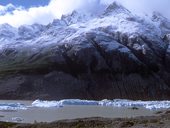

{"left": 116, "top": 0, "right": 170, "bottom": 17}
{"left": 0, "top": 3, "right": 16, "bottom": 15}
{"left": 0, "top": 0, "right": 105, "bottom": 27}
{"left": 0, "top": 4, "right": 53, "bottom": 27}
{"left": 0, "top": 0, "right": 169, "bottom": 27}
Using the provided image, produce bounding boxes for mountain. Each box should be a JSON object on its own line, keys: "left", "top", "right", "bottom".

{"left": 0, "top": 2, "right": 170, "bottom": 100}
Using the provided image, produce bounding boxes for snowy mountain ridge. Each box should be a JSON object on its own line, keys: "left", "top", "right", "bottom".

{"left": 0, "top": 2, "right": 168, "bottom": 59}
{"left": 0, "top": 2, "right": 169, "bottom": 41}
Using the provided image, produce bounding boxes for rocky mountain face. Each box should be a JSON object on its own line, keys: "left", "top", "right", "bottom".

{"left": 0, "top": 2, "right": 170, "bottom": 100}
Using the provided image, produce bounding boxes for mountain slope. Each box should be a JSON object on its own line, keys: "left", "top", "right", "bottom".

{"left": 0, "top": 2, "right": 170, "bottom": 100}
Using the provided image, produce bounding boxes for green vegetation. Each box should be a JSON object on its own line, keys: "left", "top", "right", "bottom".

{"left": 0, "top": 122, "right": 17, "bottom": 128}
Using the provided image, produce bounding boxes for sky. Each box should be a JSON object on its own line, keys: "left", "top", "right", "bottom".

{"left": 0, "top": 0, "right": 169, "bottom": 27}
{"left": 0, "top": 0, "right": 50, "bottom": 8}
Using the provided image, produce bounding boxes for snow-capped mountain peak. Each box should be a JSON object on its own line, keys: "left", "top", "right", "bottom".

{"left": 152, "top": 11, "right": 170, "bottom": 35}
{"left": 103, "top": 2, "right": 130, "bottom": 16}
{"left": 60, "top": 10, "right": 98, "bottom": 26}
{"left": 0, "top": 2, "right": 169, "bottom": 44}
{"left": 18, "top": 24, "right": 45, "bottom": 39}
{"left": 0, "top": 23, "right": 17, "bottom": 39}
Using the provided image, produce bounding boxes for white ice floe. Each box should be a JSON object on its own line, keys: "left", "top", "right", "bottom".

{"left": 32, "top": 100, "right": 63, "bottom": 108}
{"left": 1, "top": 99, "right": 170, "bottom": 111}
{"left": 31, "top": 99, "right": 170, "bottom": 110}
{"left": 0, "top": 103, "right": 27, "bottom": 111}
{"left": 32, "top": 99, "right": 98, "bottom": 108}
{"left": 11, "top": 117, "right": 24, "bottom": 122}
{"left": 98, "top": 99, "right": 170, "bottom": 110}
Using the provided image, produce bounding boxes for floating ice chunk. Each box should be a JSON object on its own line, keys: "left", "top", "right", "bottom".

{"left": 12, "top": 117, "right": 24, "bottom": 122}
{"left": 59, "top": 99, "right": 98, "bottom": 106}
{"left": 32, "top": 99, "right": 98, "bottom": 108}
{"left": 0, "top": 103, "right": 27, "bottom": 111}
{"left": 99, "top": 99, "right": 170, "bottom": 110}
{"left": 32, "top": 99, "right": 170, "bottom": 110}
{"left": 32, "top": 100, "right": 63, "bottom": 108}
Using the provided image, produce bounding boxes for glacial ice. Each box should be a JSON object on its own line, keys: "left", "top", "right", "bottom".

{"left": 32, "top": 99, "right": 99, "bottom": 107}
{"left": 0, "top": 99, "right": 170, "bottom": 111}
{"left": 32, "top": 99, "right": 170, "bottom": 110}
{"left": 0, "top": 103, "right": 27, "bottom": 111}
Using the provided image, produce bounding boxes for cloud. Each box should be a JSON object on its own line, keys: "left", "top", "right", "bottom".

{"left": 0, "top": 0, "right": 169, "bottom": 27}
{"left": 116, "top": 0, "right": 170, "bottom": 17}
{"left": 0, "top": 4, "right": 53, "bottom": 27}
{"left": 0, "top": 0, "right": 105, "bottom": 27}
{"left": 0, "top": 3, "right": 16, "bottom": 15}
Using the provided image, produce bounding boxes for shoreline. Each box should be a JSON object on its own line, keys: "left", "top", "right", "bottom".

{"left": 1, "top": 99, "right": 170, "bottom": 123}
{"left": 0, "top": 105, "right": 156, "bottom": 124}
{"left": 0, "top": 109, "right": 170, "bottom": 128}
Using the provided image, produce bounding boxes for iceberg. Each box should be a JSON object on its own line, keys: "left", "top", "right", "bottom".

{"left": 1, "top": 99, "right": 170, "bottom": 111}
{"left": 31, "top": 99, "right": 170, "bottom": 110}
{"left": 0, "top": 103, "right": 27, "bottom": 111}
{"left": 99, "top": 99, "right": 170, "bottom": 110}
{"left": 32, "top": 99, "right": 99, "bottom": 107}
